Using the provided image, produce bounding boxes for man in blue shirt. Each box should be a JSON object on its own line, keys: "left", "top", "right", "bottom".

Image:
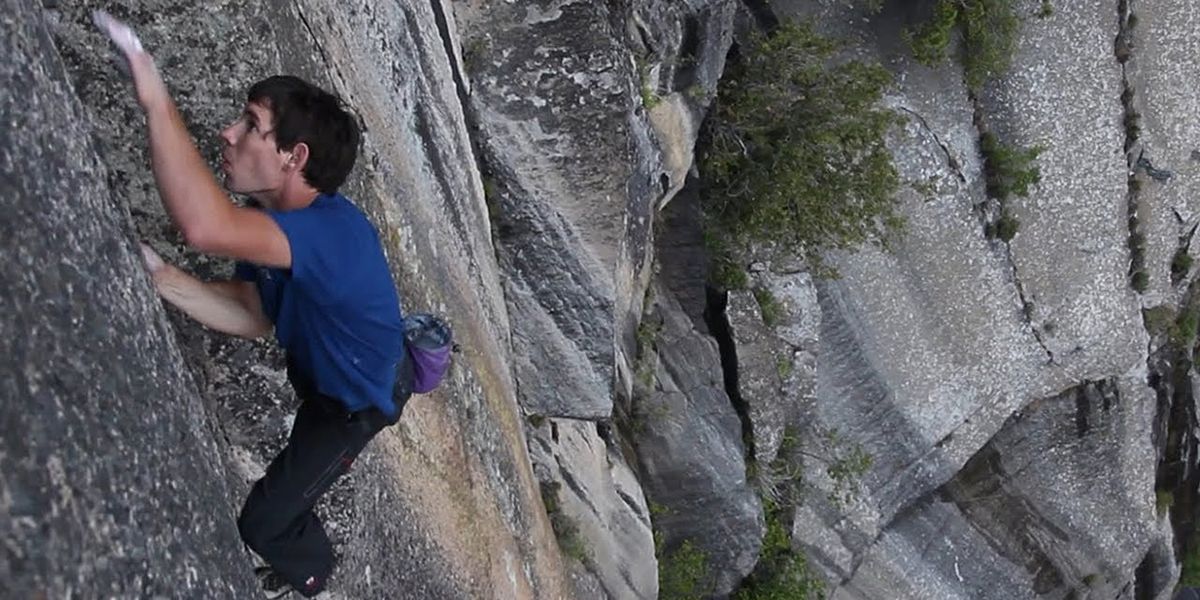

{"left": 96, "top": 13, "right": 406, "bottom": 598}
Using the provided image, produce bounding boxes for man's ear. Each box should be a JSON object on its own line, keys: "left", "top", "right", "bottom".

{"left": 285, "top": 142, "right": 311, "bottom": 172}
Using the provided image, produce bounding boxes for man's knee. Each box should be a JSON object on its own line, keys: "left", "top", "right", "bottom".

{"left": 238, "top": 485, "right": 279, "bottom": 550}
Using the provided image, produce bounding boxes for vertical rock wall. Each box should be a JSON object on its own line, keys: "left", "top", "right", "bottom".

{"left": 2, "top": 0, "right": 255, "bottom": 595}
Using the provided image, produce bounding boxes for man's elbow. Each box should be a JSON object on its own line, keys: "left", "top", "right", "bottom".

{"left": 182, "top": 223, "right": 220, "bottom": 254}
{"left": 241, "top": 319, "right": 272, "bottom": 340}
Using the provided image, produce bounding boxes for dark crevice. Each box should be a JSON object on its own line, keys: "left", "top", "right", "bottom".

{"left": 897, "top": 106, "right": 965, "bottom": 182}
{"left": 740, "top": 0, "right": 780, "bottom": 33}
{"left": 1171, "top": 222, "right": 1198, "bottom": 287}
{"left": 1149, "top": 278, "right": 1200, "bottom": 597}
{"left": 1134, "top": 547, "right": 1159, "bottom": 600}
{"left": 1117, "top": 0, "right": 1151, "bottom": 295}
{"left": 703, "top": 286, "right": 757, "bottom": 463}
{"left": 292, "top": 3, "right": 333, "bottom": 79}
{"left": 671, "top": 14, "right": 702, "bottom": 91}
{"left": 969, "top": 96, "right": 1056, "bottom": 363}
{"left": 428, "top": 0, "right": 471, "bottom": 109}
{"left": 1074, "top": 390, "right": 1091, "bottom": 437}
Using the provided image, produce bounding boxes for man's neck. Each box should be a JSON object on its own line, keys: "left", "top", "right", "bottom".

{"left": 263, "top": 184, "right": 321, "bottom": 212}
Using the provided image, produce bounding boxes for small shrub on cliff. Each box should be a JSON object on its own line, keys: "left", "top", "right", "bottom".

{"left": 1173, "top": 306, "right": 1200, "bottom": 347}
{"left": 1155, "top": 489, "right": 1174, "bottom": 517}
{"left": 980, "top": 132, "right": 1041, "bottom": 200}
{"left": 700, "top": 21, "right": 902, "bottom": 276}
{"left": 658, "top": 536, "right": 711, "bottom": 600}
{"left": 1143, "top": 305, "right": 1174, "bottom": 337}
{"left": 1181, "top": 533, "right": 1200, "bottom": 587}
{"left": 907, "top": 0, "right": 1021, "bottom": 91}
{"left": 985, "top": 212, "right": 1020, "bottom": 242}
{"left": 1131, "top": 270, "right": 1149, "bottom": 293}
{"left": 1172, "top": 250, "right": 1194, "bottom": 283}
{"left": 734, "top": 502, "right": 825, "bottom": 600}
{"left": 753, "top": 288, "right": 786, "bottom": 327}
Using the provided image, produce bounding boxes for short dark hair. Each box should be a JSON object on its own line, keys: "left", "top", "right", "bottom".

{"left": 247, "top": 76, "right": 360, "bottom": 194}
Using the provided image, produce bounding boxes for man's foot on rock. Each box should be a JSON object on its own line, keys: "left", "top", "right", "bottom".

{"left": 255, "top": 566, "right": 294, "bottom": 599}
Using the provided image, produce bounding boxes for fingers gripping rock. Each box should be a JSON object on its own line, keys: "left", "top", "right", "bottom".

{"left": 140, "top": 243, "right": 165, "bottom": 274}
{"left": 92, "top": 11, "right": 144, "bottom": 56}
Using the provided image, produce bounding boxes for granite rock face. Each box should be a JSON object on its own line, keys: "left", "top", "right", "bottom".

{"left": 726, "top": 1, "right": 1172, "bottom": 597}
{"left": 527, "top": 419, "right": 658, "bottom": 600}
{"left": 7, "top": 0, "right": 576, "bottom": 597}
{"left": 631, "top": 283, "right": 764, "bottom": 597}
{"left": 1, "top": 1, "right": 255, "bottom": 595}
{"left": 1124, "top": 0, "right": 1200, "bottom": 303}
{"left": 833, "top": 379, "right": 1162, "bottom": 600}
{"left": 452, "top": 0, "right": 736, "bottom": 419}
{"left": 726, "top": 269, "right": 821, "bottom": 467}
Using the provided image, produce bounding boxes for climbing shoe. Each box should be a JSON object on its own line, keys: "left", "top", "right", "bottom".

{"left": 254, "top": 566, "right": 294, "bottom": 599}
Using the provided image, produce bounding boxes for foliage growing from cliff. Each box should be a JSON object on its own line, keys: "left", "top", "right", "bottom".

{"left": 733, "top": 501, "right": 825, "bottom": 600}
{"left": 979, "top": 132, "right": 1041, "bottom": 201}
{"left": 985, "top": 211, "right": 1020, "bottom": 242}
{"left": 1155, "top": 490, "right": 1174, "bottom": 517}
{"left": 906, "top": 0, "right": 1021, "bottom": 91}
{"left": 638, "top": 56, "right": 662, "bottom": 109}
{"left": 658, "top": 535, "right": 711, "bottom": 600}
{"left": 539, "top": 481, "right": 591, "bottom": 564}
{"left": 1172, "top": 249, "right": 1194, "bottom": 283}
{"left": 700, "top": 21, "right": 902, "bottom": 278}
{"left": 753, "top": 288, "right": 786, "bottom": 327}
{"left": 756, "top": 427, "right": 873, "bottom": 510}
{"left": 818, "top": 428, "right": 874, "bottom": 507}
{"left": 705, "top": 229, "right": 750, "bottom": 289}
{"left": 1182, "top": 533, "right": 1200, "bottom": 587}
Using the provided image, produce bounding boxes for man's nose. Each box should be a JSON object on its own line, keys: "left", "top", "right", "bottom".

{"left": 219, "top": 123, "right": 237, "bottom": 145}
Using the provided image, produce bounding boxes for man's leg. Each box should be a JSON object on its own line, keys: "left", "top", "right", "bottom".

{"left": 238, "top": 393, "right": 386, "bottom": 597}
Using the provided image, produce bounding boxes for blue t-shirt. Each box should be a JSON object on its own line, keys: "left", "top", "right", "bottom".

{"left": 235, "top": 193, "right": 404, "bottom": 416}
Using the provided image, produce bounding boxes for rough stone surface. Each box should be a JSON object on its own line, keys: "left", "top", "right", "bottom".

{"left": 746, "top": 1, "right": 1166, "bottom": 598}
{"left": 11, "top": 0, "right": 573, "bottom": 597}
{"left": 1, "top": 1, "right": 255, "bottom": 595}
{"left": 1126, "top": 0, "right": 1200, "bottom": 304}
{"left": 528, "top": 419, "right": 658, "bottom": 600}
{"left": 831, "top": 379, "right": 1162, "bottom": 599}
{"left": 452, "top": 0, "right": 736, "bottom": 419}
{"left": 632, "top": 283, "right": 764, "bottom": 597}
{"left": 725, "top": 267, "right": 820, "bottom": 466}
{"left": 981, "top": 0, "right": 1142, "bottom": 376}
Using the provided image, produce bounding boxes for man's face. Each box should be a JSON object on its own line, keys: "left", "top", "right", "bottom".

{"left": 219, "top": 101, "right": 291, "bottom": 205}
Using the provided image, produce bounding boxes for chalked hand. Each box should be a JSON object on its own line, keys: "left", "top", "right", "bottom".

{"left": 92, "top": 10, "right": 143, "bottom": 55}
{"left": 92, "top": 11, "right": 168, "bottom": 110}
{"left": 140, "top": 243, "right": 166, "bottom": 275}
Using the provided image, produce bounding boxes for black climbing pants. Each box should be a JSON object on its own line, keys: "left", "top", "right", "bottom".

{"left": 237, "top": 366, "right": 396, "bottom": 598}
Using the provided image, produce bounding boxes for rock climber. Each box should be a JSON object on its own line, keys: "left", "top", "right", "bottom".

{"left": 94, "top": 11, "right": 408, "bottom": 599}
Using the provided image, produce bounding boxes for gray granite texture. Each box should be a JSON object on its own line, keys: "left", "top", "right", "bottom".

{"left": 1124, "top": 0, "right": 1200, "bottom": 304}
{"left": 829, "top": 378, "right": 1163, "bottom": 600}
{"left": 451, "top": 0, "right": 737, "bottom": 419}
{"left": 630, "top": 282, "right": 764, "bottom": 598}
{"left": 527, "top": 418, "right": 658, "bottom": 600}
{"left": 1, "top": 0, "right": 255, "bottom": 595}
{"left": 734, "top": 0, "right": 1171, "bottom": 598}
{"left": 8, "top": 0, "right": 578, "bottom": 597}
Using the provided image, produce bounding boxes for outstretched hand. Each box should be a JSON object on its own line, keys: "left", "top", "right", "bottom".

{"left": 140, "top": 243, "right": 167, "bottom": 276}
{"left": 93, "top": 11, "right": 169, "bottom": 111}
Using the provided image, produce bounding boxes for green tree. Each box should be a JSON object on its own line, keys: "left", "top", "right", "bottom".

{"left": 701, "top": 21, "right": 902, "bottom": 277}
{"left": 907, "top": 0, "right": 1022, "bottom": 91}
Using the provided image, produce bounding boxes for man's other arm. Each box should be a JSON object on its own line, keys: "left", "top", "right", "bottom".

{"left": 144, "top": 245, "right": 271, "bottom": 339}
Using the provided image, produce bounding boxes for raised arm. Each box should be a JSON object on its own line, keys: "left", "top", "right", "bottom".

{"left": 93, "top": 11, "right": 292, "bottom": 269}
